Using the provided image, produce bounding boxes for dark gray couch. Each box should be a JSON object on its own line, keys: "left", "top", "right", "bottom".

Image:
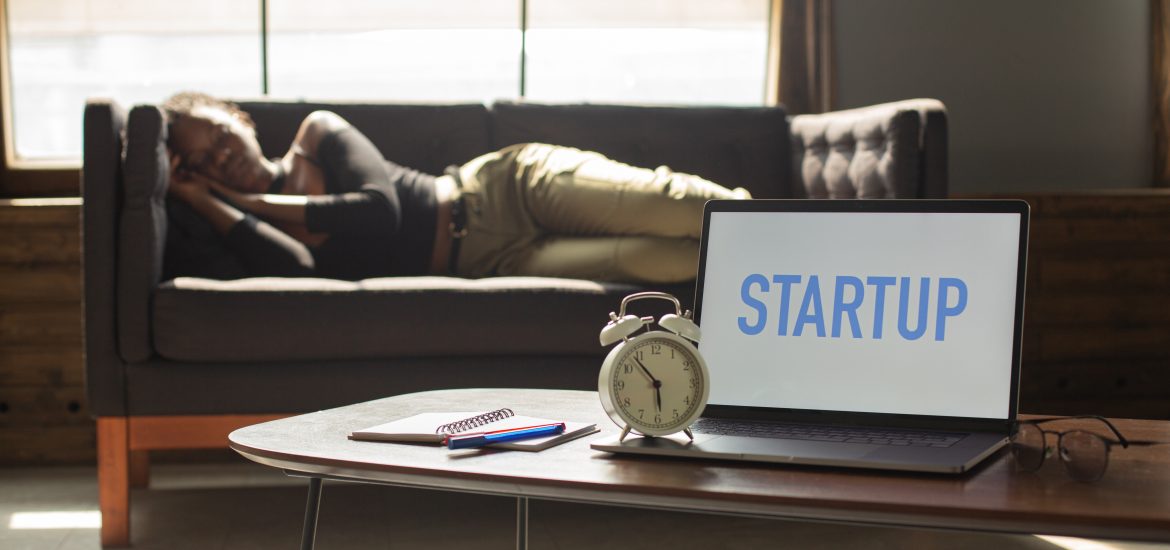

{"left": 82, "top": 97, "right": 947, "bottom": 546}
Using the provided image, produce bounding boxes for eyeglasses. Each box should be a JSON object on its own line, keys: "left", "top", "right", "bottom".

{"left": 1011, "top": 415, "right": 1167, "bottom": 482}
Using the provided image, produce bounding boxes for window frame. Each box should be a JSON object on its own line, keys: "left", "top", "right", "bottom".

{"left": 1, "top": 0, "right": 79, "bottom": 196}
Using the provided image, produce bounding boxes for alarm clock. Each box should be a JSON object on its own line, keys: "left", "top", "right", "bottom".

{"left": 598, "top": 292, "right": 710, "bottom": 443}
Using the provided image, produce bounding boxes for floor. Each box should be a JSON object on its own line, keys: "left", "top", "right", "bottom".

{"left": 0, "top": 460, "right": 1167, "bottom": 550}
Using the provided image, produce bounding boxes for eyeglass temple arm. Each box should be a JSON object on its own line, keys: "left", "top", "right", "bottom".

{"left": 1072, "top": 415, "right": 1130, "bottom": 447}
{"left": 1029, "top": 415, "right": 1130, "bottom": 447}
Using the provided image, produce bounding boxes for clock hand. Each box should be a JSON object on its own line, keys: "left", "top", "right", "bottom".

{"left": 633, "top": 357, "right": 659, "bottom": 384}
{"left": 633, "top": 357, "right": 663, "bottom": 412}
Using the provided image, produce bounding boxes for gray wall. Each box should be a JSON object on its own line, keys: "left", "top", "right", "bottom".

{"left": 833, "top": 0, "right": 1152, "bottom": 194}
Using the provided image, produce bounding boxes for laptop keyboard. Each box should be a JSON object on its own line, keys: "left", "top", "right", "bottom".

{"left": 691, "top": 418, "right": 965, "bottom": 448}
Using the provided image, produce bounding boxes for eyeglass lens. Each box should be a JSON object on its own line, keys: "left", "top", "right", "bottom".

{"left": 1011, "top": 423, "right": 1046, "bottom": 471}
{"left": 1059, "top": 430, "right": 1109, "bottom": 482}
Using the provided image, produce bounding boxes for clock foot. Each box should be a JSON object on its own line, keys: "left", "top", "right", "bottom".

{"left": 618, "top": 425, "right": 632, "bottom": 442}
{"left": 683, "top": 428, "right": 694, "bottom": 441}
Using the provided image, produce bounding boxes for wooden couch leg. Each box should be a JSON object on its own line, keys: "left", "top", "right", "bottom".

{"left": 98, "top": 417, "right": 130, "bottom": 547}
{"left": 129, "top": 450, "right": 150, "bottom": 489}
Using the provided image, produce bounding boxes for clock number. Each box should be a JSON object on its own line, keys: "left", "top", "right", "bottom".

{"left": 635, "top": 350, "right": 645, "bottom": 361}
{"left": 623, "top": 397, "right": 631, "bottom": 407}
{"left": 615, "top": 380, "right": 625, "bottom": 391}
{"left": 684, "top": 395, "right": 690, "bottom": 405}
{"left": 689, "top": 379, "right": 696, "bottom": 389}
{"left": 673, "top": 409, "right": 679, "bottom": 419}
{"left": 654, "top": 414, "right": 662, "bottom": 424}
{"left": 671, "top": 348, "right": 675, "bottom": 359}
{"left": 683, "top": 360, "right": 693, "bottom": 371}
{"left": 651, "top": 344, "right": 662, "bottom": 355}
{"left": 638, "top": 409, "right": 645, "bottom": 419}
{"left": 622, "top": 363, "right": 633, "bottom": 374}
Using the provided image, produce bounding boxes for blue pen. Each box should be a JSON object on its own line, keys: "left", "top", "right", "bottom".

{"left": 447, "top": 423, "right": 566, "bottom": 449}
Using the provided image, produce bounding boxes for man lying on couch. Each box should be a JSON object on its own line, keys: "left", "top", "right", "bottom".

{"left": 163, "top": 91, "right": 751, "bottom": 284}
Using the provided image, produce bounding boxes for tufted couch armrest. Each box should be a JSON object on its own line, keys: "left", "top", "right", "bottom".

{"left": 790, "top": 99, "right": 948, "bottom": 199}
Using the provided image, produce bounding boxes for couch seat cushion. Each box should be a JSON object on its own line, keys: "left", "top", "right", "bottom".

{"left": 152, "top": 276, "right": 660, "bottom": 362}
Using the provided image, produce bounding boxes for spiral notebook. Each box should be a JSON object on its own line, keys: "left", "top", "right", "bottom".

{"left": 349, "top": 408, "right": 598, "bottom": 451}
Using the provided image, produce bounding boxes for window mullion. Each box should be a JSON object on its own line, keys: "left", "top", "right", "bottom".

{"left": 261, "top": 0, "right": 269, "bottom": 95}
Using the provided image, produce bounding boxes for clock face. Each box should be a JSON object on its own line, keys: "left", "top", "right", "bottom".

{"left": 601, "top": 331, "right": 708, "bottom": 436}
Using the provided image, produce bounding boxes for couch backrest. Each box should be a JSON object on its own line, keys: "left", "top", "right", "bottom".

{"left": 237, "top": 101, "right": 493, "bottom": 175}
{"left": 490, "top": 101, "right": 793, "bottom": 199}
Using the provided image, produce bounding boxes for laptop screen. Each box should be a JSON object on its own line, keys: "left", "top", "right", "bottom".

{"left": 695, "top": 201, "right": 1027, "bottom": 421}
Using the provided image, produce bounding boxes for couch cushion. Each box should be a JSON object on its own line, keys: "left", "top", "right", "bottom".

{"left": 152, "top": 276, "right": 698, "bottom": 363}
{"left": 490, "top": 101, "right": 792, "bottom": 199}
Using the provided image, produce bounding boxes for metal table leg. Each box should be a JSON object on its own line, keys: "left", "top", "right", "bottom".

{"left": 516, "top": 496, "right": 529, "bottom": 550}
{"left": 301, "top": 477, "right": 323, "bottom": 550}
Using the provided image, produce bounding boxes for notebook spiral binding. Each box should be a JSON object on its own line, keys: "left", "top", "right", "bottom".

{"left": 434, "top": 408, "right": 515, "bottom": 434}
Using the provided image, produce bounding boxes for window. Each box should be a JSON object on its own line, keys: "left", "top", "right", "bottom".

{"left": 525, "top": 0, "right": 768, "bottom": 105}
{"left": 3, "top": 0, "right": 771, "bottom": 165}
{"left": 267, "top": 1, "right": 520, "bottom": 102}
{"left": 4, "top": 0, "right": 261, "bottom": 164}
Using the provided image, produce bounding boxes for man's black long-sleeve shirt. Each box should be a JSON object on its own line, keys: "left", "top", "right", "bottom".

{"left": 223, "top": 125, "right": 438, "bottom": 280}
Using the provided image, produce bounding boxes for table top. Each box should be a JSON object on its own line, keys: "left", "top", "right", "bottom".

{"left": 228, "top": 388, "right": 1170, "bottom": 542}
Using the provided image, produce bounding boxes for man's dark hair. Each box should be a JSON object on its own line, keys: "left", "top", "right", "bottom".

{"left": 161, "top": 91, "right": 255, "bottom": 130}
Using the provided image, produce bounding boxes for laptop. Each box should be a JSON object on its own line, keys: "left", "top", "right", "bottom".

{"left": 591, "top": 199, "right": 1029, "bottom": 474}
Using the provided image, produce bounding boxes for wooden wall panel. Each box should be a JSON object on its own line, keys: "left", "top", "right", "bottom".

{"left": 0, "top": 303, "right": 83, "bottom": 345}
{"left": 0, "top": 347, "right": 85, "bottom": 387}
{"left": 0, "top": 424, "right": 97, "bottom": 464}
{"left": 0, "top": 267, "right": 82, "bottom": 303}
{"left": 0, "top": 201, "right": 89, "bottom": 465}
{"left": 1006, "top": 192, "right": 1170, "bottom": 419}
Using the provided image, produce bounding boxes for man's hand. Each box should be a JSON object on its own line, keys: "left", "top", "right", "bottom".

{"left": 168, "top": 154, "right": 214, "bottom": 205}
{"left": 164, "top": 154, "right": 246, "bottom": 235}
{"left": 168, "top": 154, "right": 254, "bottom": 209}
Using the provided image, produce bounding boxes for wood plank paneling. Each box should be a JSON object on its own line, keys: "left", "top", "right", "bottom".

{"left": 0, "top": 266, "right": 81, "bottom": 302}
{"left": 0, "top": 346, "right": 84, "bottom": 386}
{"left": 1002, "top": 192, "right": 1170, "bottom": 419}
{"left": 1030, "top": 218, "right": 1170, "bottom": 245}
{"left": 1027, "top": 294, "right": 1170, "bottom": 324}
{"left": 0, "top": 232, "right": 79, "bottom": 265}
{"left": 0, "top": 202, "right": 80, "bottom": 226}
{"left": 0, "top": 202, "right": 89, "bottom": 466}
{"left": 0, "top": 386, "right": 90, "bottom": 428}
{"left": 1039, "top": 257, "right": 1170, "bottom": 288}
{"left": 1036, "top": 326, "right": 1170, "bottom": 361}
{"left": 0, "top": 424, "right": 97, "bottom": 464}
{"left": 0, "top": 302, "right": 83, "bottom": 346}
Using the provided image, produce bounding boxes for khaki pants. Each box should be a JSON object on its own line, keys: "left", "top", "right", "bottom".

{"left": 454, "top": 143, "right": 750, "bottom": 283}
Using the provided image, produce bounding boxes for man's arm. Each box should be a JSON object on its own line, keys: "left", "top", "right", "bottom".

{"left": 279, "top": 110, "right": 351, "bottom": 196}
{"left": 168, "top": 160, "right": 246, "bottom": 235}
{"left": 208, "top": 179, "right": 309, "bottom": 225}
{"left": 168, "top": 161, "right": 315, "bottom": 276}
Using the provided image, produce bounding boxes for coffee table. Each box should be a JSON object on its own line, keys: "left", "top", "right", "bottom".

{"left": 229, "top": 388, "right": 1170, "bottom": 550}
